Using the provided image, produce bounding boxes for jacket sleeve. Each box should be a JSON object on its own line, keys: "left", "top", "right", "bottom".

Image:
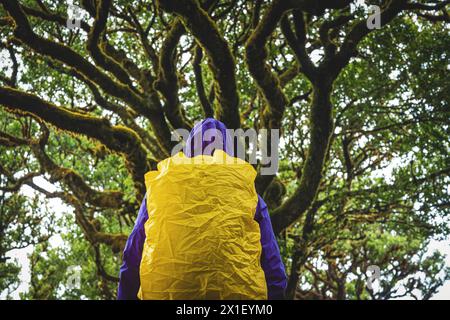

{"left": 117, "top": 196, "right": 148, "bottom": 300}
{"left": 254, "top": 195, "right": 287, "bottom": 300}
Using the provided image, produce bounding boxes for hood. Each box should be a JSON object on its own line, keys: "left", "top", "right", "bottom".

{"left": 183, "top": 118, "right": 235, "bottom": 158}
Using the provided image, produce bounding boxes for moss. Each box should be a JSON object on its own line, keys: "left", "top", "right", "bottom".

{"left": 244, "top": 0, "right": 290, "bottom": 129}
{"left": 154, "top": 20, "right": 192, "bottom": 130}
{"left": 0, "top": 86, "right": 149, "bottom": 198}
{"left": 158, "top": 0, "right": 240, "bottom": 129}
{"left": 271, "top": 85, "right": 334, "bottom": 234}
{"left": 86, "top": 0, "right": 135, "bottom": 88}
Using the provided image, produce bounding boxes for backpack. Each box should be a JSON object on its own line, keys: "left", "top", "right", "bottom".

{"left": 138, "top": 150, "right": 267, "bottom": 300}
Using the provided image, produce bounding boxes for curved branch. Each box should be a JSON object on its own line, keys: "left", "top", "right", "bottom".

{"left": 270, "top": 0, "right": 408, "bottom": 234}
{"left": 86, "top": 0, "right": 135, "bottom": 89}
{"left": 193, "top": 45, "right": 214, "bottom": 118}
{"left": 64, "top": 193, "right": 127, "bottom": 254}
{"left": 154, "top": 19, "right": 192, "bottom": 130}
{"left": 94, "top": 245, "right": 120, "bottom": 282}
{"left": 157, "top": 0, "right": 240, "bottom": 129}
{"left": 280, "top": 10, "right": 317, "bottom": 81}
{"left": 30, "top": 142, "right": 132, "bottom": 210}
{"left": 0, "top": 86, "right": 149, "bottom": 196}
{"left": 0, "top": 130, "right": 28, "bottom": 147}
{"left": 20, "top": 3, "right": 155, "bottom": 90}
{"left": 1, "top": 0, "right": 152, "bottom": 119}
{"left": 245, "top": 0, "right": 291, "bottom": 129}
{"left": 54, "top": 62, "right": 166, "bottom": 160}
{"left": 326, "top": 0, "right": 407, "bottom": 79}
{"left": 3, "top": 0, "right": 174, "bottom": 155}
{"left": 0, "top": 163, "right": 40, "bottom": 193}
{"left": 271, "top": 85, "right": 334, "bottom": 234}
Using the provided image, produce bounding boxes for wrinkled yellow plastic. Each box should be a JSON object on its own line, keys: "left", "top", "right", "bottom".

{"left": 138, "top": 150, "right": 267, "bottom": 300}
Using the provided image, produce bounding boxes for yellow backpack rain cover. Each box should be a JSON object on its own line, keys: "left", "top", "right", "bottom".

{"left": 138, "top": 150, "right": 267, "bottom": 300}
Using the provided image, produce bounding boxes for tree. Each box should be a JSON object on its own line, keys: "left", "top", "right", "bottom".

{"left": 0, "top": 0, "right": 448, "bottom": 299}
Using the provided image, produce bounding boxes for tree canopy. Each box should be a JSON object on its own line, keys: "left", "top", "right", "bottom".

{"left": 0, "top": 0, "right": 449, "bottom": 299}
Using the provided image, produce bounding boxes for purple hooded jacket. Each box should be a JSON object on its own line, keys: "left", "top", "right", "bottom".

{"left": 117, "top": 118, "right": 287, "bottom": 300}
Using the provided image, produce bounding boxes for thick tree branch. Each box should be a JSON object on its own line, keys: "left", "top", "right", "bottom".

{"left": 63, "top": 193, "right": 127, "bottom": 254}
{"left": 31, "top": 137, "right": 133, "bottom": 210}
{"left": 86, "top": 0, "right": 136, "bottom": 89}
{"left": 245, "top": 0, "right": 291, "bottom": 130}
{"left": 157, "top": 0, "right": 240, "bottom": 129}
{"left": 19, "top": 3, "right": 152, "bottom": 89}
{"left": 50, "top": 61, "right": 166, "bottom": 160}
{"left": 271, "top": 0, "right": 407, "bottom": 234}
{"left": 326, "top": 0, "right": 407, "bottom": 79}
{"left": 0, "top": 86, "right": 148, "bottom": 196}
{"left": 1, "top": 0, "right": 156, "bottom": 122}
{"left": 280, "top": 10, "right": 317, "bottom": 81}
{"left": 193, "top": 45, "right": 214, "bottom": 118}
{"left": 3, "top": 0, "right": 174, "bottom": 155}
{"left": 271, "top": 85, "right": 334, "bottom": 234}
{"left": 154, "top": 19, "right": 192, "bottom": 130}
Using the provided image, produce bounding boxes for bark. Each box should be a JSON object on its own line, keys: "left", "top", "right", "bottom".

{"left": 157, "top": 0, "right": 241, "bottom": 129}
{"left": 0, "top": 86, "right": 148, "bottom": 196}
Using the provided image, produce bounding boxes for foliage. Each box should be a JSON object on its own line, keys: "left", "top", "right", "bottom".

{"left": 0, "top": 0, "right": 448, "bottom": 299}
